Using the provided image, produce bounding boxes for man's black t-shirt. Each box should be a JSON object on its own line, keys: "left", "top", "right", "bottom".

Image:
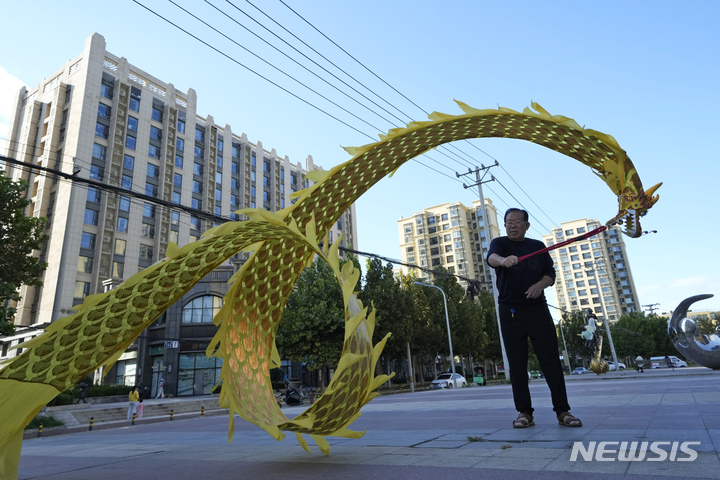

{"left": 486, "top": 236, "right": 556, "bottom": 306}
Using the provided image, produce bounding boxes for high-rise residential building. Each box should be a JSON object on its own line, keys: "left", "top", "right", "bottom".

{"left": 397, "top": 199, "right": 500, "bottom": 293}
{"left": 542, "top": 218, "right": 640, "bottom": 322}
{"left": 1, "top": 33, "right": 357, "bottom": 394}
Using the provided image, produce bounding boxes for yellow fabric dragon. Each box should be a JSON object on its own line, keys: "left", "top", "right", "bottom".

{"left": 0, "top": 102, "right": 660, "bottom": 479}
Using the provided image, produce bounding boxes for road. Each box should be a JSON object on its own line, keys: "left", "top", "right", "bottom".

{"left": 18, "top": 367, "right": 720, "bottom": 479}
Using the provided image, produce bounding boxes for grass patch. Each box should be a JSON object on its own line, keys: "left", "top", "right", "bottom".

{"left": 26, "top": 415, "right": 64, "bottom": 430}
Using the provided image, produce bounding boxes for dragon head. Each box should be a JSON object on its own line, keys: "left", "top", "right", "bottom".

{"left": 607, "top": 182, "right": 662, "bottom": 238}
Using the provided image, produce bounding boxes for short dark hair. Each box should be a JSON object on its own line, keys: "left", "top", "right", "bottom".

{"left": 504, "top": 208, "right": 529, "bottom": 223}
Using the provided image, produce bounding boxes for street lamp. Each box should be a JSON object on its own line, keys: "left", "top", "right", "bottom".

{"left": 414, "top": 281, "right": 457, "bottom": 388}
{"left": 586, "top": 264, "right": 620, "bottom": 371}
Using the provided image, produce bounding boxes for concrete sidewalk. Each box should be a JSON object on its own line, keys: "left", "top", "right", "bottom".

{"left": 19, "top": 367, "right": 720, "bottom": 479}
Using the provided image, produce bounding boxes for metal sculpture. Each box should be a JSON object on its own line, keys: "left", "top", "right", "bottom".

{"left": 668, "top": 294, "right": 720, "bottom": 369}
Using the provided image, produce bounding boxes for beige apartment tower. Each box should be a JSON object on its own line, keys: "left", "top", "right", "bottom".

{"left": 1, "top": 33, "right": 357, "bottom": 394}
{"left": 397, "top": 199, "right": 500, "bottom": 293}
{"left": 542, "top": 219, "right": 640, "bottom": 322}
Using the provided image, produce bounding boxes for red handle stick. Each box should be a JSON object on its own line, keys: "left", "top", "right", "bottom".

{"left": 517, "top": 226, "right": 607, "bottom": 263}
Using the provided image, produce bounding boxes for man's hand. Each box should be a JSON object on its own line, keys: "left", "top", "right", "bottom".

{"left": 525, "top": 283, "right": 544, "bottom": 299}
{"left": 500, "top": 255, "right": 518, "bottom": 268}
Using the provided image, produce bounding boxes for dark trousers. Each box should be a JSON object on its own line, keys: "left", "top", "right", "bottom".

{"left": 499, "top": 303, "right": 570, "bottom": 416}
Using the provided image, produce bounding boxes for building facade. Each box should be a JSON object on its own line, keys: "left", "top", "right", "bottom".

{"left": 1, "top": 33, "right": 357, "bottom": 395}
{"left": 396, "top": 199, "right": 500, "bottom": 292}
{"left": 542, "top": 218, "right": 639, "bottom": 322}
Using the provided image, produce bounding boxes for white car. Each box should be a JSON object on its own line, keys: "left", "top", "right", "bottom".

{"left": 608, "top": 361, "right": 626, "bottom": 371}
{"left": 431, "top": 373, "right": 467, "bottom": 389}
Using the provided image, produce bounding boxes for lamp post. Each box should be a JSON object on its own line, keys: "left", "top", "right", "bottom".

{"left": 414, "top": 281, "right": 457, "bottom": 388}
{"left": 586, "top": 264, "right": 619, "bottom": 371}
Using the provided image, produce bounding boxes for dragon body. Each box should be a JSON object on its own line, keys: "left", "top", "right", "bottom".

{"left": 0, "top": 103, "right": 660, "bottom": 479}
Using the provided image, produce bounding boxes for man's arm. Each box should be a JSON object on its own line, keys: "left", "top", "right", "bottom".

{"left": 525, "top": 275, "right": 554, "bottom": 299}
{"left": 488, "top": 252, "right": 518, "bottom": 268}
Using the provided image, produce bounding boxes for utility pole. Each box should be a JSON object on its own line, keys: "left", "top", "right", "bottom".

{"left": 586, "top": 262, "right": 620, "bottom": 371}
{"left": 643, "top": 303, "right": 660, "bottom": 315}
{"left": 456, "top": 162, "right": 510, "bottom": 381}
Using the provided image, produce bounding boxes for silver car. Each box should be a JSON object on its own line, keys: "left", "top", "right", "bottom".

{"left": 431, "top": 373, "right": 467, "bottom": 389}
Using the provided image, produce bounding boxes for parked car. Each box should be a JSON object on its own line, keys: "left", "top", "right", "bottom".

{"left": 607, "top": 361, "right": 626, "bottom": 371}
{"left": 431, "top": 373, "right": 467, "bottom": 389}
{"left": 650, "top": 356, "right": 688, "bottom": 368}
{"left": 530, "top": 370, "right": 541, "bottom": 379}
{"left": 572, "top": 367, "right": 589, "bottom": 375}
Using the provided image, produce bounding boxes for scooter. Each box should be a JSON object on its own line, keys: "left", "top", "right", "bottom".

{"left": 284, "top": 383, "right": 304, "bottom": 406}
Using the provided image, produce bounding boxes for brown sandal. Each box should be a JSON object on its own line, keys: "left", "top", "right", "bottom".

{"left": 513, "top": 413, "right": 535, "bottom": 428}
{"left": 557, "top": 411, "right": 582, "bottom": 427}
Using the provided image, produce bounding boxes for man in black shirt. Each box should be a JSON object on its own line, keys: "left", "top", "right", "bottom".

{"left": 487, "top": 208, "right": 582, "bottom": 428}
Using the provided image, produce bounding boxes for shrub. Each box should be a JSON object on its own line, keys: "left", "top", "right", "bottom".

{"left": 26, "top": 415, "right": 64, "bottom": 430}
{"left": 47, "top": 390, "right": 74, "bottom": 406}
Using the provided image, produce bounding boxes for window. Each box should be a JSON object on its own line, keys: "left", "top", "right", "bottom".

{"left": 119, "top": 196, "right": 130, "bottom": 212}
{"left": 215, "top": 188, "right": 222, "bottom": 202}
{"left": 232, "top": 161, "right": 239, "bottom": 174}
{"left": 175, "top": 155, "right": 184, "bottom": 168}
{"left": 263, "top": 190, "right": 270, "bottom": 202}
{"left": 194, "top": 146, "right": 203, "bottom": 158}
{"left": 151, "top": 106, "right": 163, "bottom": 122}
{"left": 141, "top": 223, "right": 155, "bottom": 239}
{"left": 100, "top": 82, "right": 113, "bottom": 100}
{"left": 130, "top": 86, "right": 141, "bottom": 112}
{"left": 114, "top": 238, "right": 126, "bottom": 256}
{"left": 143, "top": 203, "right": 155, "bottom": 218}
{"left": 125, "top": 135, "right": 136, "bottom": 150}
{"left": 92, "top": 143, "right": 107, "bottom": 161}
{"left": 231, "top": 178, "right": 239, "bottom": 190}
{"left": 97, "top": 103, "right": 111, "bottom": 119}
{"left": 148, "top": 144, "right": 160, "bottom": 159}
{"left": 81, "top": 232, "right": 96, "bottom": 249}
{"left": 577, "top": 226, "right": 586, "bottom": 233}
{"left": 176, "top": 137, "right": 184, "bottom": 152}
{"left": 123, "top": 155, "right": 134, "bottom": 170}
{"left": 145, "top": 183, "right": 158, "bottom": 198}
{"left": 75, "top": 281, "right": 91, "bottom": 299}
{"left": 147, "top": 163, "right": 159, "bottom": 179}
{"left": 565, "top": 229, "right": 574, "bottom": 236}
{"left": 191, "top": 198, "right": 201, "bottom": 209}
{"left": 121, "top": 175, "right": 133, "bottom": 190}
{"left": 139, "top": 244, "right": 154, "bottom": 262}
{"left": 174, "top": 173, "right": 182, "bottom": 187}
{"left": 89, "top": 165, "right": 104, "bottom": 181}
{"left": 217, "top": 138, "right": 223, "bottom": 152}
{"left": 195, "top": 127, "right": 204, "bottom": 142}
{"left": 192, "top": 180, "right": 202, "bottom": 193}
{"left": 215, "top": 206, "right": 221, "bottom": 216}
{"left": 171, "top": 211, "right": 180, "bottom": 226}
{"left": 182, "top": 295, "right": 223, "bottom": 324}
{"left": 117, "top": 217, "right": 128, "bottom": 233}
{"left": 150, "top": 126, "right": 162, "bottom": 141}
{"left": 127, "top": 117, "right": 138, "bottom": 132}
{"left": 170, "top": 230, "right": 179, "bottom": 244}
{"left": 77, "top": 256, "right": 93, "bottom": 274}
{"left": 216, "top": 172, "right": 222, "bottom": 184}
{"left": 177, "top": 116, "right": 185, "bottom": 134}
{"left": 112, "top": 261, "right": 124, "bottom": 278}
{"left": 193, "top": 163, "right": 202, "bottom": 175}
{"left": 216, "top": 155, "right": 223, "bottom": 168}
{"left": 172, "top": 192, "right": 181, "bottom": 204}
{"left": 446, "top": 255, "right": 454, "bottom": 263}
{"left": 190, "top": 216, "right": 199, "bottom": 230}
{"left": 84, "top": 208, "right": 99, "bottom": 226}
{"left": 444, "top": 234, "right": 451, "bottom": 242}
{"left": 87, "top": 187, "right": 101, "bottom": 203}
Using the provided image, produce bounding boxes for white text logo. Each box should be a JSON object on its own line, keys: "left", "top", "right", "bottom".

{"left": 570, "top": 441, "right": 700, "bottom": 462}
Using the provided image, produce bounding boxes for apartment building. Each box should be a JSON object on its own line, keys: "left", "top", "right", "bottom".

{"left": 1, "top": 33, "right": 357, "bottom": 395}
{"left": 397, "top": 199, "right": 500, "bottom": 293}
{"left": 542, "top": 219, "right": 639, "bottom": 322}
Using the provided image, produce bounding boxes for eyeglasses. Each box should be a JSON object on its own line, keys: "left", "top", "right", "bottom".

{"left": 505, "top": 221, "right": 526, "bottom": 227}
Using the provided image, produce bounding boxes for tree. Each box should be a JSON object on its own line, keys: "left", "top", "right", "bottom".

{"left": 556, "top": 310, "right": 587, "bottom": 366}
{"left": 0, "top": 174, "right": 48, "bottom": 335}
{"left": 610, "top": 311, "right": 675, "bottom": 359}
{"left": 358, "top": 257, "right": 413, "bottom": 360}
{"left": 275, "top": 255, "right": 359, "bottom": 386}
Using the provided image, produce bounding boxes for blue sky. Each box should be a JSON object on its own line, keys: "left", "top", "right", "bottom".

{"left": 1, "top": 1, "right": 718, "bottom": 317}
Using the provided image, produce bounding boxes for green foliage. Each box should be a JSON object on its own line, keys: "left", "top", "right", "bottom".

{"left": 557, "top": 310, "right": 588, "bottom": 365}
{"left": 358, "top": 258, "right": 414, "bottom": 358}
{"left": 47, "top": 390, "right": 74, "bottom": 406}
{"left": 26, "top": 415, "right": 64, "bottom": 430}
{"left": 275, "top": 256, "right": 347, "bottom": 372}
{"left": 0, "top": 174, "right": 48, "bottom": 335}
{"left": 695, "top": 312, "right": 720, "bottom": 336}
{"left": 610, "top": 311, "right": 675, "bottom": 358}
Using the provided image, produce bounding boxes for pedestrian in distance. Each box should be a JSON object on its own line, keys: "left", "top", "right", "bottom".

{"left": 487, "top": 208, "right": 582, "bottom": 429}
{"left": 156, "top": 377, "right": 165, "bottom": 399}
{"left": 136, "top": 398, "right": 144, "bottom": 419}
{"left": 665, "top": 355, "right": 674, "bottom": 371}
{"left": 76, "top": 382, "right": 89, "bottom": 404}
{"left": 636, "top": 355, "right": 645, "bottom": 373}
{"left": 127, "top": 386, "right": 140, "bottom": 420}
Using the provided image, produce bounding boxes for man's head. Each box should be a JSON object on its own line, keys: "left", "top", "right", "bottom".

{"left": 504, "top": 208, "right": 530, "bottom": 241}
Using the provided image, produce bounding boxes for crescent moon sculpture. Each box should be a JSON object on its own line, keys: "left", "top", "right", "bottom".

{"left": 668, "top": 294, "right": 720, "bottom": 370}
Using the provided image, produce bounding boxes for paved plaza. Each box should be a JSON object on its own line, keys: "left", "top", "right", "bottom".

{"left": 18, "top": 368, "right": 720, "bottom": 479}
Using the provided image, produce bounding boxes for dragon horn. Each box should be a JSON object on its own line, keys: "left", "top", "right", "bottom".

{"left": 645, "top": 182, "right": 662, "bottom": 200}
